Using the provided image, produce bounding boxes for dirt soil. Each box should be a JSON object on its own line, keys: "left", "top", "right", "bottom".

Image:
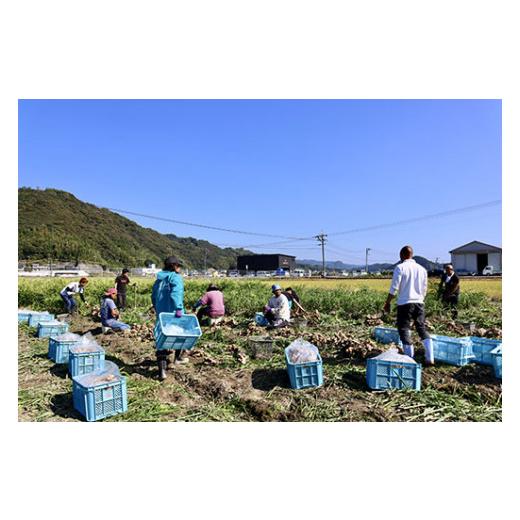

{"left": 18, "top": 315, "right": 502, "bottom": 422}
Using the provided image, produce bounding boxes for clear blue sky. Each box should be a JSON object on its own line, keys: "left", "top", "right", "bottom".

{"left": 19, "top": 99, "right": 501, "bottom": 265}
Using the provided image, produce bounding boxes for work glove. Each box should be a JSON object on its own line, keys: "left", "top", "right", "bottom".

{"left": 175, "top": 310, "right": 183, "bottom": 318}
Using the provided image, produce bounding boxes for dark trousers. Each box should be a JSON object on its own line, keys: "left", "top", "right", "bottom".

{"left": 264, "top": 310, "right": 289, "bottom": 329}
{"left": 117, "top": 292, "right": 127, "bottom": 310}
{"left": 156, "top": 349, "right": 184, "bottom": 362}
{"left": 442, "top": 294, "right": 459, "bottom": 319}
{"left": 197, "top": 307, "right": 210, "bottom": 323}
{"left": 397, "top": 303, "right": 430, "bottom": 345}
{"left": 61, "top": 293, "right": 76, "bottom": 313}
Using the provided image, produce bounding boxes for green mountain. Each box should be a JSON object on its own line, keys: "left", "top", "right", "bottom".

{"left": 18, "top": 188, "right": 251, "bottom": 269}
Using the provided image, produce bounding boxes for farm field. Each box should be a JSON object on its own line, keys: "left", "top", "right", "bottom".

{"left": 18, "top": 277, "right": 502, "bottom": 422}
{"left": 260, "top": 277, "right": 502, "bottom": 298}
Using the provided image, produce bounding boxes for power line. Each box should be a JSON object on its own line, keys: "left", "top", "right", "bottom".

{"left": 216, "top": 238, "right": 314, "bottom": 249}
{"left": 107, "top": 200, "right": 500, "bottom": 254}
{"left": 327, "top": 200, "right": 501, "bottom": 236}
{"left": 108, "top": 207, "right": 315, "bottom": 241}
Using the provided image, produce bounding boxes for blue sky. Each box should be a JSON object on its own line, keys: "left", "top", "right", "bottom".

{"left": 18, "top": 100, "right": 501, "bottom": 264}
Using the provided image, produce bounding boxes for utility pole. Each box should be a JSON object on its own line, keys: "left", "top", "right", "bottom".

{"left": 365, "top": 248, "right": 371, "bottom": 275}
{"left": 315, "top": 233, "right": 327, "bottom": 277}
{"left": 204, "top": 249, "right": 208, "bottom": 273}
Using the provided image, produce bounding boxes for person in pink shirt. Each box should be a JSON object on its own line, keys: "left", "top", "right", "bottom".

{"left": 193, "top": 284, "right": 225, "bottom": 324}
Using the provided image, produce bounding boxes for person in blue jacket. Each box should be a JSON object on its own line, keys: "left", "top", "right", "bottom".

{"left": 152, "top": 255, "right": 186, "bottom": 380}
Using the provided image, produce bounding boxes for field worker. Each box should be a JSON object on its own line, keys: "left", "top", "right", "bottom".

{"left": 383, "top": 246, "right": 434, "bottom": 366}
{"left": 59, "top": 277, "right": 89, "bottom": 314}
{"left": 114, "top": 268, "right": 131, "bottom": 311}
{"left": 100, "top": 288, "right": 130, "bottom": 332}
{"left": 437, "top": 264, "right": 460, "bottom": 319}
{"left": 264, "top": 284, "right": 291, "bottom": 328}
{"left": 193, "top": 284, "right": 225, "bottom": 324}
{"left": 151, "top": 256, "right": 186, "bottom": 380}
{"left": 283, "top": 287, "right": 306, "bottom": 315}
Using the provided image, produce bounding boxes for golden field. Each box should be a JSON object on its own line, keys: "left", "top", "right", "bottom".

{"left": 259, "top": 277, "right": 502, "bottom": 298}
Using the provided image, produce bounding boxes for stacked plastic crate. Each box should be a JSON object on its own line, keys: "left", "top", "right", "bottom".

{"left": 284, "top": 339, "right": 323, "bottom": 390}
{"left": 366, "top": 349, "right": 421, "bottom": 390}
{"left": 468, "top": 337, "right": 502, "bottom": 366}
{"left": 28, "top": 312, "right": 55, "bottom": 328}
{"left": 48, "top": 332, "right": 82, "bottom": 364}
{"left": 18, "top": 309, "right": 38, "bottom": 324}
{"left": 429, "top": 335, "right": 474, "bottom": 366}
{"left": 68, "top": 337, "right": 128, "bottom": 421}
{"left": 37, "top": 320, "right": 69, "bottom": 338}
{"left": 72, "top": 360, "right": 128, "bottom": 422}
{"left": 19, "top": 309, "right": 129, "bottom": 421}
{"left": 490, "top": 346, "right": 502, "bottom": 379}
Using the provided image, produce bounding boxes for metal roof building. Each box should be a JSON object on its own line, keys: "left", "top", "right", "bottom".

{"left": 449, "top": 241, "right": 502, "bottom": 275}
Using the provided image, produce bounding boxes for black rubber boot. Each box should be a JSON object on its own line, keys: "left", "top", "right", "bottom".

{"left": 158, "top": 358, "right": 167, "bottom": 381}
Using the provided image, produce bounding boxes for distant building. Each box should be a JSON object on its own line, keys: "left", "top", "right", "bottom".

{"left": 450, "top": 241, "right": 502, "bottom": 275}
{"left": 237, "top": 254, "right": 296, "bottom": 273}
{"left": 131, "top": 263, "right": 160, "bottom": 276}
{"left": 18, "top": 269, "right": 89, "bottom": 278}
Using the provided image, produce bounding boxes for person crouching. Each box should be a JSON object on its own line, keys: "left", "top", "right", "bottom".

{"left": 60, "top": 277, "right": 89, "bottom": 314}
{"left": 193, "top": 284, "right": 225, "bottom": 325}
{"left": 264, "top": 284, "right": 291, "bottom": 329}
{"left": 100, "top": 288, "right": 130, "bottom": 332}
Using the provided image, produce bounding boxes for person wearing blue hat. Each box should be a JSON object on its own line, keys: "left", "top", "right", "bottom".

{"left": 263, "top": 284, "right": 291, "bottom": 328}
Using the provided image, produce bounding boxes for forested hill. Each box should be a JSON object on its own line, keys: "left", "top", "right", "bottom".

{"left": 18, "top": 188, "right": 251, "bottom": 269}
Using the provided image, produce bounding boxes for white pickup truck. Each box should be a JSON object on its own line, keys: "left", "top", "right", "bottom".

{"left": 482, "top": 265, "right": 501, "bottom": 276}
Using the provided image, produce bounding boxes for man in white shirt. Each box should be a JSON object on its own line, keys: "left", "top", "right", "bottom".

{"left": 383, "top": 246, "right": 434, "bottom": 365}
{"left": 59, "top": 277, "right": 89, "bottom": 314}
{"left": 264, "top": 284, "right": 291, "bottom": 328}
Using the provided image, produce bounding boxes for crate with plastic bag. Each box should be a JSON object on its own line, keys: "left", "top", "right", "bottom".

{"left": 285, "top": 338, "right": 323, "bottom": 390}
{"left": 72, "top": 360, "right": 127, "bottom": 422}
{"left": 366, "top": 348, "right": 421, "bottom": 390}
{"left": 68, "top": 333, "right": 105, "bottom": 377}
{"left": 48, "top": 332, "right": 82, "bottom": 364}
{"left": 37, "top": 320, "right": 69, "bottom": 338}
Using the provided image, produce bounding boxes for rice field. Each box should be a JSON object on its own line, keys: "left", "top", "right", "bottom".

{"left": 257, "top": 277, "right": 502, "bottom": 298}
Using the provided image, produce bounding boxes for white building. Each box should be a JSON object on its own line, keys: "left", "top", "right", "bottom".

{"left": 18, "top": 269, "right": 90, "bottom": 278}
{"left": 131, "top": 264, "right": 161, "bottom": 276}
{"left": 450, "top": 241, "right": 502, "bottom": 275}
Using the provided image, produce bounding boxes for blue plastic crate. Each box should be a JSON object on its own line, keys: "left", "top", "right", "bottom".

{"left": 469, "top": 337, "right": 502, "bottom": 366}
{"left": 37, "top": 321, "right": 69, "bottom": 338}
{"left": 285, "top": 350, "right": 323, "bottom": 390}
{"left": 154, "top": 313, "right": 202, "bottom": 350}
{"left": 490, "top": 346, "right": 502, "bottom": 379}
{"left": 373, "top": 326, "right": 403, "bottom": 346}
{"left": 48, "top": 335, "right": 80, "bottom": 364}
{"left": 73, "top": 368, "right": 127, "bottom": 422}
{"left": 28, "top": 312, "right": 55, "bottom": 327}
{"left": 18, "top": 310, "right": 37, "bottom": 323}
{"left": 430, "top": 335, "right": 474, "bottom": 366}
{"left": 69, "top": 344, "right": 105, "bottom": 377}
{"left": 366, "top": 358, "right": 422, "bottom": 390}
{"left": 255, "top": 312, "right": 269, "bottom": 327}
